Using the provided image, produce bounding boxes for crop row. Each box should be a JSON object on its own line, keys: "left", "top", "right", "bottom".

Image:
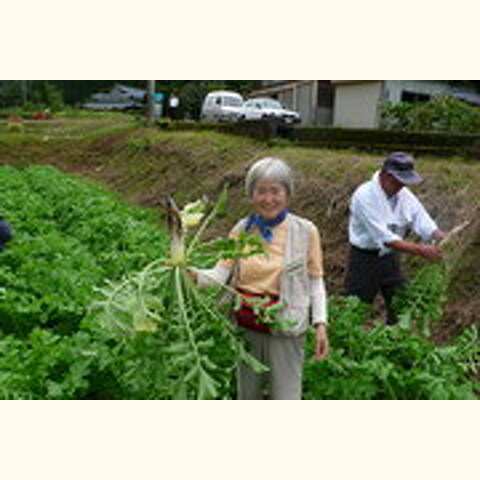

{"left": 0, "top": 166, "right": 476, "bottom": 399}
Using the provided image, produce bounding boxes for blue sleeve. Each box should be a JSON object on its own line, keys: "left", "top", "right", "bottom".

{"left": 0, "top": 221, "right": 12, "bottom": 248}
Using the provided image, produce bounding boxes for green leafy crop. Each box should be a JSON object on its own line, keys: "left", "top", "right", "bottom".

{"left": 303, "top": 296, "right": 478, "bottom": 400}
{"left": 0, "top": 165, "right": 476, "bottom": 400}
{"left": 91, "top": 188, "right": 268, "bottom": 399}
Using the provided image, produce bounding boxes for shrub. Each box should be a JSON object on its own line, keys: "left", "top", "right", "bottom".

{"left": 6, "top": 116, "right": 24, "bottom": 133}
{"left": 380, "top": 95, "right": 480, "bottom": 134}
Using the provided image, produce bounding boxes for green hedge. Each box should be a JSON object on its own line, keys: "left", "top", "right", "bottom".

{"left": 283, "top": 126, "right": 480, "bottom": 158}
{"left": 157, "top": 120, "right": 480, "bottom": 158}
{"left": 157, "top": 119, "right": 281, "bottom": 141}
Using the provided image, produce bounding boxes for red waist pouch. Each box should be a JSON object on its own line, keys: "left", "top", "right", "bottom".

{"left": 233, "top": 292, "right": 279, "bottom": 334}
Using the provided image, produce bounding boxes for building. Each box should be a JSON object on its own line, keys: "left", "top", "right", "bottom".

{"left": 83, "top": 83, "right": 163, "bottom": 113}
{"left": 332, "top": 80, "right": 480, "bottom": 129}
{"left": 247, "top": 81, "right": 334, "bottom": 126}
{"left": 248, "top": 80, "right": 480, "bottom": 129}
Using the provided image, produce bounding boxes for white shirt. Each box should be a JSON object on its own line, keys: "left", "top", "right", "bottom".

{"left": 349, "top": 171, "right": 439, "bottom": 255}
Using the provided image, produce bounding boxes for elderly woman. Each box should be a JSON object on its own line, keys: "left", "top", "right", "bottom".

{"left": 196, "top": 157, "right": 328, "bottom": 400}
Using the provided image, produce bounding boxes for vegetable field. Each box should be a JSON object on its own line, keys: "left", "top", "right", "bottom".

{"left": 0, "top": 165, "right": 168, "bottom": 398}
{"left": 0, "top": 165, "right": 477, "bottom": 399}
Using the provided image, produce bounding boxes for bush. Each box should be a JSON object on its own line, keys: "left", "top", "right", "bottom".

{"left": 6, "top": 121, "right": 24, "bottom": 134}
{"left": 380, "top": 95, "right": 480, "bottom": 134}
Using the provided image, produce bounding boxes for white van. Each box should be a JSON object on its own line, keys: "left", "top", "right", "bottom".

{"left": 200, "top": 91, "right": 245, "bottom": 122}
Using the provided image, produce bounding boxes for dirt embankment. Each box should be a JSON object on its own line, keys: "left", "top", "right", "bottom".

{"left": 1, "top": 124, "right": 479, "bottom": 339}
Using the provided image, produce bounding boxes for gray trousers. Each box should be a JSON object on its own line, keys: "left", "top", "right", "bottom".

{"left": 237, "top": 329, "right": 305, "bottom": 400}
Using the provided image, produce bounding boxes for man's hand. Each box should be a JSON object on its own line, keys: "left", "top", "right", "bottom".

{"left": 432, "top": 229, "right": 447, "bottom": 244}
{"left": 314, "top": 323, "right": 329, "bottom": 360}
{"left": 416, "top": 244, "right": 443, "bottom": 262}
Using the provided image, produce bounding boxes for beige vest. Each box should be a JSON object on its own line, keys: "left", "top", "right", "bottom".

{"left": 232, "top": 213, "right": 313, "bottom": 336}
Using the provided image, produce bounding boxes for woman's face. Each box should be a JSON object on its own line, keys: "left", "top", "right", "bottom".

{"left": 251, "top": 179, "right": 288, "bottom": 220}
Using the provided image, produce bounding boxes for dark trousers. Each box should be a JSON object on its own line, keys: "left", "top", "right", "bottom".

{"left": 344, "top": 245, "right": 406, "bottom": 325}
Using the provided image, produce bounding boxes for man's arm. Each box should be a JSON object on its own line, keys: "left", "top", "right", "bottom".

{"left": 385, "top": 239, "right": 442, "bottom": 262}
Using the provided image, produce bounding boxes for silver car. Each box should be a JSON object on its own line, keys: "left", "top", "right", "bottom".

{"left": 242, "top": 98, "right": 301, "bottom": 124}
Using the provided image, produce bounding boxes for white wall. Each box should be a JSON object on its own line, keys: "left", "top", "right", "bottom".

{"left": 297, "top": 83, "right": 314, "bottom": 125}
{"left": 333, "top": 81, "right": 383, "bottom": 128}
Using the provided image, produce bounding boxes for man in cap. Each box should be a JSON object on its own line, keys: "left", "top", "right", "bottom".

{"left": 345, "top": 152, "right": 445, "bottom": 324}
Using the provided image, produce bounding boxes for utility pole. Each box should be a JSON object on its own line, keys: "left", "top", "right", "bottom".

{"left": 146, "top": 80, "right": 156, "bottom": 126}
{"left": 20, "top": 80, "right": 28, "bottom": 106}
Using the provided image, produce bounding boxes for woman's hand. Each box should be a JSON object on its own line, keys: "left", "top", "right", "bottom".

{"left": 314, "top": 323, "right": 329, "bottom": 360}
{"left": 186, "top": 267, "right": 198, "bottom": 283}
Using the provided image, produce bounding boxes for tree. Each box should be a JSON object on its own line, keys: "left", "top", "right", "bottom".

{"left": 0, "top": 81, "right": 23, "bottom": 107}
{"left": 30, "top": 81, "right": 64, "bottom": 111}
{"left": 0, "top": 81, "right": 262, "bottom": 115}
{"left": 0, "top": 81, "right": 64, "bottom": 111}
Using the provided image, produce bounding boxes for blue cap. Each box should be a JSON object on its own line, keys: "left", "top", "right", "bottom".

{"left": 382, "top": 152, "right": 423, "bottom": 185}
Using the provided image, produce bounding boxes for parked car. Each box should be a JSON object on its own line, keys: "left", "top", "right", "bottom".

{"left": 242, "top": 98, "right": 301, "bottom": 124}
{"left": 200, "top": 91, "right": 245, "bottom": 122}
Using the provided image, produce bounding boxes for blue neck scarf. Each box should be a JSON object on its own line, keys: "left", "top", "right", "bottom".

{"left": 245, "top": 209, "right": 288, "bottom": 243}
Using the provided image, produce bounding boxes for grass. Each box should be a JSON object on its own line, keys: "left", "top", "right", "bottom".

{"left": 0, "top": 115, "right": 137, "bottom": 144}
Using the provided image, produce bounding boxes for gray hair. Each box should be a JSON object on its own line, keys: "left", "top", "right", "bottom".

{"left": 245, "top": 157, "right": 294, "bottom": 197}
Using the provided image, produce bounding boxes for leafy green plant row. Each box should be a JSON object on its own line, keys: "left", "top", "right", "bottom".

{"left": 303, "top": 297, "right": 478, "bottom": 400}
{"left": 0, "top": 165, "right": 167, "bottom": 337}
{"left": 0, "top": 296, "right": 476, "bottom": 400}
{"left": 0, "top": 166, "right": 248, "bottom": 399}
